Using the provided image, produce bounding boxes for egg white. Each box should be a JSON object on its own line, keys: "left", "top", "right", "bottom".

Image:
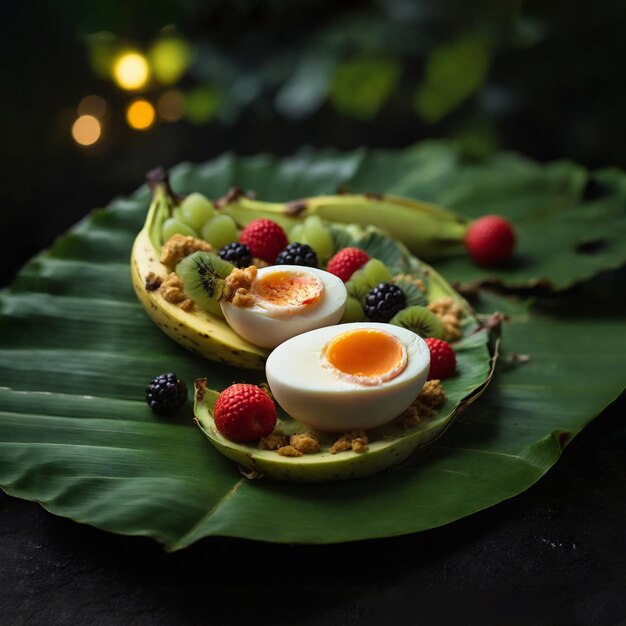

{"left": 220, "top": 265, "right": 347, "bottom": 348}
{"left": 265, "top": 322, "right": 431, "bottom": 432}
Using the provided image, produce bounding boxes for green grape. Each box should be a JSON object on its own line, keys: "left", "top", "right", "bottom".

{"left": 362, "top": 258, "right": 393, "bottom": 287}
{"left": 201, "top": 215, "right": 238, "bottom": 249}
{"left": 162, "top": 218, "right": 198, "bottom": 242}
{"left": 302, "top": 215, "right": 334, "bottom": 261}
{"left": 288, "top": 223, "right": 305, "bottom": 243}
{"left": 180, "top": 193, "right": 216, "bottom": 230}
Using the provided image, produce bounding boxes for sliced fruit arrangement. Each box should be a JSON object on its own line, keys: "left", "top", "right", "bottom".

{"left": 132, "top": 167, "right": 488, "bottom": 369}
{"left": 190, "top": 228, "right": 494, "bottom": 482}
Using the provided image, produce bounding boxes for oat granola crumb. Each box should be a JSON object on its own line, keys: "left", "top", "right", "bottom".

{"left": 145, "top": 272, "right": 163, "bottom": 291}
{"left": 232, "top": 288, "right": 255, "bottom": 307}
{"left": 400, "top": 380, "right": 446, "bottom": 427}
{"left": 330, "top": 429, "right": 369, "bottom": 454}
{"left": 258, "top": 433, "right": 288, "bottom": 450}
{"left": 400, "top": 405, "right": 422, "bottom": 429}
{"left": 159, "top": 273, "right": 189, "bottom": 305}
{"left": 290, "top": 431, "right": 321, "bottom": 454}
{"left": 277, "top": 445, "right": 303, "bottom": 457}
{"left": 159, "top": 234, "right": 213, "bottom": 268}
{"left": 419, "top": 379, "right": 446, "bottom": 408}
{"left": 180, "top": 298, "right": 195, "bottom": 312}
{"left": 394, "top": 273, "right": 426, "bottom": 292}
{"left": 252, "top": 257, "right": 269, "bottom": 268}
{"left": 428, "top": 297, "right": 463, "bottom": 341}
{"left": 224, "top": 265, "right": 258, "bottom": 306}
{"left": 329, "top": 439, "right": 352, "bottom": 454}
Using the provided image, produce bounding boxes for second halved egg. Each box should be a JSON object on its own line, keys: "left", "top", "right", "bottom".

{"left": 220, "top": 265, "right": 347, "bottom": 348}
{"left": 266, "top": 322, "right": 431, "bottom": 432}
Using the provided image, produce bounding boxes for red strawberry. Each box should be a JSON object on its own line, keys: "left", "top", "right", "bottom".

{"left": 326, "top": 247, "right": 370, "bottom": 282}
{"left": 213, "top": 384, "right": 277, "bottom": 442}
{"left": 240, "top": 219, "right": 288, "bottom": 264}
{"left": 424, "top": 338, "right": 456, "bottom": 380}
{"left": 465, "top": 215, "right": 516, "bottom": 267}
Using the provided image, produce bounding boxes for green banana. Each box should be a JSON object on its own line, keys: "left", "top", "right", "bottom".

{"left": 194, "top": 379, "right": 457, "bottom": 482}
{"left": 216, "top": 187, "right": 469, "bottom": 259}
{"left": 130, "top": 169, "right": 268, "bottom": 370}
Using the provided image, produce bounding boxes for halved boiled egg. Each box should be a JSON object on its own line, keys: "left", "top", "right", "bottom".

{"left": 266, "top": 322, "right": 430, "bottom": 432}
{"left": 220, "top": 265, "right": 347, "bottom": 348}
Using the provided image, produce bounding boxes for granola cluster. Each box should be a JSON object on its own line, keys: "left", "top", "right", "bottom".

{"left": 224, "top": 265, "right": 258, "bottom": 307}
{"left": 394, "top": 273, "right": 426, "bottom": 292}
{"left": 159, "top": 234, "right": 213, "bottom": 268}
{"left": 329, "top": 429, "right": 369, "bottom": 454}
{"left": 158, "top": 273, "right": 194, "bottom": 312}
{"left": 258, "top": 431, "right": 321, "bottom": 457}
{"left": 400, "top": 379, "right": 446, "bottom": 428}
{"left": 428, "top": 297, "right": 463, "bottom": 341}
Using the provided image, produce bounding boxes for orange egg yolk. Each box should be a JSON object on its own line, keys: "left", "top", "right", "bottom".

{"left": 253, "top": 270, "right": 323, "bottom": 311}
{"left": 324, "top": 329, "right": 407, "bottom": 384}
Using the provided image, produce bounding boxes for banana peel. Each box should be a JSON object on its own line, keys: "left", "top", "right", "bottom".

{"left": 131, "top": 169, "right": 268, "bottom": 370}
{"left": 217, "top": 187, "right": 470, "bottom": 259}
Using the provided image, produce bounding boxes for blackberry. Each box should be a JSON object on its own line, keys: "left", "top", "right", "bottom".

{"left": 218, "top": 242, "right": 252, "bottom": 268}
{"left": 364, "top": 283, "right": 406, "bottom": 322}
{"left": 275, "top": 242, "right": 318, "bottom": 267}
{"left": 146, "top": 372, "right": 188, "bottom": 415}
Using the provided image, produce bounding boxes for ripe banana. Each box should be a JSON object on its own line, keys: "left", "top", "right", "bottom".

{"left": 131, "top": 167, "right": 470, "bottom": 369}
{"left": 130, "top": 169, "right": 268, "bottom": 370}
{"left": 217, "top": 188, "right": 470, "bottom": 259}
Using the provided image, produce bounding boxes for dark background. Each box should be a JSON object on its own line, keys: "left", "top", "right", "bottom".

{"left": 1, "top": 1, "right": 625, "bottom": 623}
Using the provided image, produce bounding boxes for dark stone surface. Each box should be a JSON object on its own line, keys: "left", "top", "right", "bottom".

{"left": 1, "top": 394, "right": 624, "bottom": 626}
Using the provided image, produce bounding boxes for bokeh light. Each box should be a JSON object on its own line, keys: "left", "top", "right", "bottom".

{"left": 157, "top": 89, "right": 185, "bottom": 122}
{"left": 126, "top": 99, "right": 156, "bottom": 130}
{"left": 184, "top": 86, "right": 220, "bottom": 124}
{"left": 113, "top": 52, "right": 150, "bottom": 90}
{"left": 77, "top": 94, "right": 108, "bottom": 119}
{"left": 71, "top": 115, "right": 101, "bottom": 146}
{"left": 149, "top": 38, "right": 192, "bottom": 85}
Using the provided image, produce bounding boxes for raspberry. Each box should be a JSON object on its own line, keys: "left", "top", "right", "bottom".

{"left": 145, "top": 373, "right": 188, "bottom": 415}
{"left": 326, "top": 247, "right": 369, "bottom": 282}
{"left": 213, "top": 384, "right": 277, "bottom": 442}
{"left": 275, "top": 242, "right": 318, "bottom": 267}
{"left": 240, "top": 219, "right": 288, "bottom": 264}
{"left": 218, "top": 242, "right": 252, "bottom": 268}
{"left": 364, "top": 282, "right": 406, "bottom": 322}
{"left": 424, "top": 338, "right": 456, "bottom": 380}
{"left": 465, "top": 215, "right": 516, "bottom": 267}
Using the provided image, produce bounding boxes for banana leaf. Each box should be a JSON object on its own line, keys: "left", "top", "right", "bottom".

{"left": 1, "top": 146, "right": 624, "bottom": 548}
{"left": 163, "top": 141, "right": 626, "bottom": 290}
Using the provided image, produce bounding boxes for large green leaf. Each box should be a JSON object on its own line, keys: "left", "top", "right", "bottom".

{"left": 0, "top": 145, "right": 624, "bottom": 548}
{"left": 173, "top": 142, "right": 626, "bottom": 290}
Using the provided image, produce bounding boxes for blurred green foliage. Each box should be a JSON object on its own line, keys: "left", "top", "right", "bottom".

{"left": 414, "top": 33, "right": 490, "bottom": 123}
{"left": 58, "top": 0, "right": 626, "bottom": 168}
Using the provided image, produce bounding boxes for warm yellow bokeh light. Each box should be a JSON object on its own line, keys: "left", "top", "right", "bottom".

{"left": 113, "top": 52, "right": 150, "bottom": 90}
{"left": 77, "top": 94, "right": 108, "bottom": 119}
{"left": 126, "top": 99, "right": 156, "bottom": 130}
{"left": 157, "top": 89, "right": 185, "bottom": 122}
{"left": 71, "top": 115, "right": 101, "bottom": 146}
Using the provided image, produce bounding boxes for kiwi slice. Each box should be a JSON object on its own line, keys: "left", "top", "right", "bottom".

{"left": 390, "top": 305, "right": 444, "bottom": 339}
{"left": 341, "top": 296, "right": 367, "bottom": 323}
{"left": 346, "top": 258, "right": 393, "bottom": 303}
{"left": 176, "top": 251, "right": 234, "bottom": 317}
